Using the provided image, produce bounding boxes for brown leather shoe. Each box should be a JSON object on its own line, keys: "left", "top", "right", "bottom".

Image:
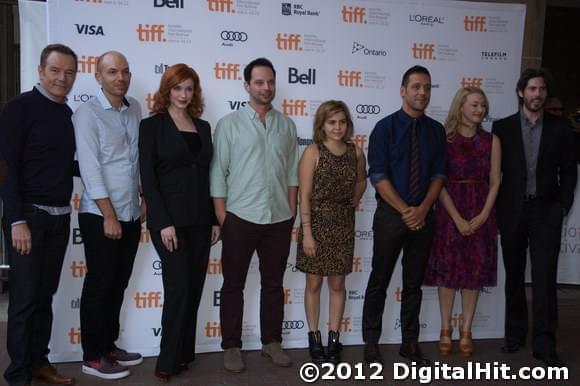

{"left": 31, "top": 364, "right": 75, "bottom": 385}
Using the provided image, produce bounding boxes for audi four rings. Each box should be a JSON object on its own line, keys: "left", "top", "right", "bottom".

{"left": 356, "top": 104, "right": 381, "bottom": 114}
{"left": 282, "top": 320, "right": 305, "bottom": 329}
{"left": 220, "top": 31, "right": 248, "bottom": 41}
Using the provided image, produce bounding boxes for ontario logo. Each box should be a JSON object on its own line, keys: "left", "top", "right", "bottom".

{"left": 352, "top": 42, "right": 387, "bottom": 57}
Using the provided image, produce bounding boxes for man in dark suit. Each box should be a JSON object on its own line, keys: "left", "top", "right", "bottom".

{"left": 492, "top": 68, "right": 577, "bottom": 367}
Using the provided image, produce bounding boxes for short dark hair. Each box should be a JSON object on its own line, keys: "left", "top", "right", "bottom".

{"left": 516, "top": 68, "right": 552, "bottom": 105}
{"left": 244, "top": 57, "right": 276, "bottom": 82}
{"left": 401, "top": 65, "right": 430, "bottom": 87}
{"left": 40, "top": 43, "right": 78, "bottom": 69}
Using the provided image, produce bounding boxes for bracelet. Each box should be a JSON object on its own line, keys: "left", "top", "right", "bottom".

{"left": 302, "top": 224, "right": 311, "bottom": 227}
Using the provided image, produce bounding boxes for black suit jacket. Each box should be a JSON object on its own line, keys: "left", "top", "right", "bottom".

{"left": 139, "top": 113, "right": 216, "bottom": 232}
{"left": 492, "top": 112, "right": 577, "bottom": 233}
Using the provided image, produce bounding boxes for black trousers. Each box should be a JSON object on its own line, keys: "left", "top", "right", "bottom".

{"left": 150, "top": 225, "right": 211, "bottom": 374}
{"left": 220, "top": 213, "right": 294, "bottom": 349}
{"left": 2, "top": 207, "right": 70, "bottom": 386}
{"left": 362, "top": 202, "right": 435, "bottom": 344}
{"left": 78, "top": 212, "right": 141, "bottom": 361}
{"left": 500, "top": 198, "right": 563, "bottom": 355}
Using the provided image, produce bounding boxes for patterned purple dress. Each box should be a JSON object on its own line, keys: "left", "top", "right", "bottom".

{"left": 424, "top": 128, "right": 497, "bottom": 290}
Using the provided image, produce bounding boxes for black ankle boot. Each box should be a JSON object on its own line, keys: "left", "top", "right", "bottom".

{"left": 327, "top": 330, "right": 342, "bottom": 364}
{"left": 308, "top": 331, "right": 325, "bottom": 364}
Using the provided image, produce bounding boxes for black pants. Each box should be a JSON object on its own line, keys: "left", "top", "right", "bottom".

{"left": 220, "top": 213, "right": 293, "bottom": 349}
{"left": 362, "top": 202, "right": 435, "bottom": 344}
{"left": 150, "top": 225, "right": 211, "bottom": 374}
{"left": 78, "top": 212, "right": 141, "bottom": 361}
{"left": 2, "top": 207, "right": 70, "bottom": 386}
{"left": 500, "top": 198, "right": 563, "bottom": 355}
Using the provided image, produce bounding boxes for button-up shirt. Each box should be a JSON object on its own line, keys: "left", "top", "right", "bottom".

{"left": 72, "top": 89, "right": 141, "bottom": 221}
{"left": 520, "top": 109, "right": 543, "bottom": 196}
{"left": 368, "top": 108, "right": 447, "bottom": 206}
{"left": 210, "top": 104, "right": 298, "bottom": 224}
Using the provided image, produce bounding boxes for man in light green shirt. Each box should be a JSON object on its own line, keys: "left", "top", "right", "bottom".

{"left": 210, "top": 58, "right": 298, "bottom": 373}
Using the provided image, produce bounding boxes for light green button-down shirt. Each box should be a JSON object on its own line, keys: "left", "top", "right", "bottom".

{"left": 210, "top": 104, "right": 298, "bottom": 224}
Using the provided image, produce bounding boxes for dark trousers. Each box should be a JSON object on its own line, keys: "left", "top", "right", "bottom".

{"left": 2, "top": 207, "right": 70, "bottom": 386}
{"left": 78, "top": 212, "right": 141, "bottom": 361}
{"left": 362, "top": 202, "right": 435, "bottom": 344}
{"left": 150, "top": 225, "right": 211, "bottom": 374}
{"left": 500, "top": 199, "right": 563, "bottom": 355}
{"left": 220, "top": 213, "right": 293, "bottom": 349}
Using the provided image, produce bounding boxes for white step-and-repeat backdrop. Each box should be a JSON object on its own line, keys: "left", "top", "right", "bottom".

{"left": 17, "top": 0, "right": 539, "bottom": 362}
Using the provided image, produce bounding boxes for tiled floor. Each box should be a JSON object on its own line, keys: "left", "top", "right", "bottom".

{"left": 0, "top": 287, "right": 578, "bottom": 385}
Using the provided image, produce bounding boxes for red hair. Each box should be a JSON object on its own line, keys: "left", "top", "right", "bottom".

{"left": 152, "top": 63, "right": 204, "bottom": 117}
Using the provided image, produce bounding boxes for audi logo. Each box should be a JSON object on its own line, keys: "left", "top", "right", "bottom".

{"left": 220, "top": 31, "right": 248, "bottom": 42}
{"left": 356, "top": 104, "right": 381, "bottom": 114}
{"left": 281, "top": 320, "right": 305, "bottom": 330}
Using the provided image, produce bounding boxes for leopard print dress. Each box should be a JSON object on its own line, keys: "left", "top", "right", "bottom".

{"left": 296, "top": 143, "right": 357, "bottom": 276}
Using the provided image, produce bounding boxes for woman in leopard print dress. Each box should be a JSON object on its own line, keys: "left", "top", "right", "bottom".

{"left": 296, "top": 100, "right": 366, "bottom": 363}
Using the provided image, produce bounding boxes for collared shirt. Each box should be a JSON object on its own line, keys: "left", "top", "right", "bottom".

{"left": 72, "top": 88, "right": 142, "bottom": 221}
{"left": 520, "top": 109, "right": 543, "bottom": 196}
{"left": 210, "top": 104, "right": 298, "bottom": 224}
{"left": 368, "top": 108, "right": 447, "bottom": 206}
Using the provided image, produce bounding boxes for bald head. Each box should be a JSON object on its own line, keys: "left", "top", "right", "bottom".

{"left": 97, "top": 51, "right": 129, "bottom": 73}
{"left": 95, "top": 50, "right": 132, "bottom": 104}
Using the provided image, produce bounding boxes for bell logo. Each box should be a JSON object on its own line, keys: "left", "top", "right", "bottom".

{"left": 350, "top": 134, "right": 367, "bottom": 150}
{"left": 328, "top": 317, "right": 352, "bottom": 332}
{"left": 275, "top": 33, "right": 302, "bottom": 51}
{"left": 288, "top": 67, "right": 316, "bottom": 85}
{"left": 412, "top": 43, "right": 435, "bottom": 60}
{"left": 145, "top": 93, "right": 155, "bottom": 112}
{"left": 284, "top": 288, "right": 292, "bottom": 304}
{"left": 207, "top": 0, "right": 234, "bottom": 13}
{"left": 207, "top": 258, "right": 222, "bottom": 275}
{"left": 70, "top": 260, "right": 87, "bottom": 278}
{"left": 281, "top": 99, "right": 308, "bottom": 116}
{"left": 154, "top": 0, "right": 184, "bottom": 8}
{"left": 352, "top": 257, "right": 361, "bottom": 272}
{"left": 214, "top": 62, "right": 241, "bottom": 80}
{"left": 68, "top": 327, "right": 81, "bottom": 344}
{"left": 204, "top": 321, "right": 222, "bottom": 337}
{"left": 394, "top": 287, "right": 402, "bottom": 302}
{"left": 136, "top": 24, "right": 166, "bottom": 42}
{"left": 337, "top": 70, "right": 363, "bottom": 87}
{"left": 461, "top": 77, "right": 483, "bottom": 88}
{"left": 134, "top": 291, "right": 163, "bottom": 308}
{"left": 464, "top": 16, "right": 486, "bottom": 32}
{"left": 77, "top": 55, "right": 99, "bottom": 73}
{"left": 342, "top": 6, "right": 367, "bottom": 24}
{"left": 451, "top": 313, "right": 464, "bottom": 328}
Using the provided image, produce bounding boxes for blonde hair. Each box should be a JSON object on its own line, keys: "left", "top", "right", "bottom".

{"left": 444, "top": 87, "right": 489, "bottom": 141}
{"left": 312, "top": 100, "right": 354, "bottom": 144}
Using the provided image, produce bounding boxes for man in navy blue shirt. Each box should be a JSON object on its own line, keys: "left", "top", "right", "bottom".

{"left": 362, "top": 65, "right": 447, "bottom": 365}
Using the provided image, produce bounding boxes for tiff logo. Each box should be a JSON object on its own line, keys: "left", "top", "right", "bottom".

{"left": 337, "top": 70, "right": 362, "bottom": 87}
{"left": 412, "top": 43, "right": 435, "bottom": 60}
{"left": 77, "top": 55, "right": 99, "bottom": 73}
{"left": 68, "top": 327, "right": 81, "bottom": 344}
{"left": 75, "top": 24, "right": 104, "bottom": 36}
{"left": 134, "top": 291, "right": 163, "bottom": 308}
{"left": 154, "top": 0, "right": 184, "bottom": 8}
{"left": 464, "top": 16, "right": 486, "bottom": 32}
{"left": 461, "top": 77, "right": 483, "bottom": 88}
{"left": 328, "top": 317, "right": 351, "bottom": 332}
{"left": 352, "top": 257, "right": 362, "bottom": 272}
{"left": 284, "top": 288, "right": 293, "bottom": 304}
{"left": 451, "top": 313, "right": 465, "bottom": 328}
{"left": 70, "top": 260, "right": 87, "bottom": 278}
{"left": 136, "top": 24, "right": 166, "bottom": 42}
{"left": 145, "top": 93, "right": 155, "bottom": 112}
{"left": 281, "top": 99, "right": 308, "bottom": 116}
{"left": 350, "top": 134, "right": 367, "bottom": 150}
{"left": 214, "top": 62, "right": 241, "bottom": 80}
{"left": 207, "top": 0, "right": 233, "bottom": 13}
{"left": 205, "top": 321, "right": 222, "bottom": 337}
{"left": 342, "top": 6, "right": 366, "bottom": 24}
{"left": 276, "top": 33, "right": 302, "bottom": 51}
{"left": 395, "top": 287, "right": 402, "bottom": 302}
{"left": 207, "top": 258, "right": 222, "bottom": 275}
